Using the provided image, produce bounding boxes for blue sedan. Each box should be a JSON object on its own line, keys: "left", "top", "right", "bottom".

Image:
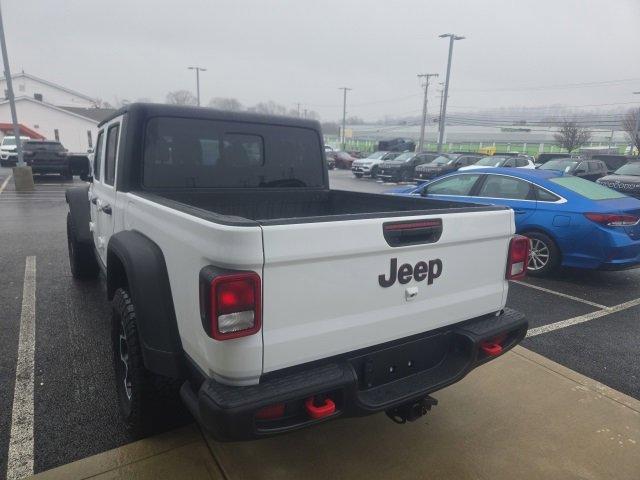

{"left": 390, "top": 168, "right": 640, "bottom": 276}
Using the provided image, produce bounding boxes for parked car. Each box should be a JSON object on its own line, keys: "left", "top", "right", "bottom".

{"left": 377, "top": 152, "right": 436, "bottom": 182}
{"left": 65, "top": 103, "right": 527, "bottom": 440}
{"left": 596, "top": 161, "right": 640, "bottom": 198}
{"left": 459, "top": 155, "right": 535, "bottom": 171}
{"left": 392, "top": 168, "right": 640, "bottom": 276}
{"left": 535, "top": 153, "right": 572, "bottom": 167}
{"left": 538, "top": 158, "right": 607, "bottom": 181}
{"left": 413, "top": 154, "right": 482, "bottom": 182}
{"left": 333, "top": 151, "right": 358, "bottom": 169}
{"left": 351, "top": 151, "right": 400, "bottom": 178}
{"left": 22, "top": 140, "right": 72, "bottom": 178}
{"left": 0, "top": 135, "right": 30, "bottom": 167}
{"left": 377, "top": 138, "right": 415, "bottom": 152}
{"left": 591, "top": 154, "right": 634, "bottom": 173}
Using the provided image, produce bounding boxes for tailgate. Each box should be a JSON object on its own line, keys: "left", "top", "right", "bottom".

{"left": 261, "top": 209, "right": 514, "bottom": 373}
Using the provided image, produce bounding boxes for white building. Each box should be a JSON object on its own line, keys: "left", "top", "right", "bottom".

{"left": 0, "top": 72, "right": 114, "bottom": 152}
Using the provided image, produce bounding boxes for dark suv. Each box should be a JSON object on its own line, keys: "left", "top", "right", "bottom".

{"left": 377, "top": 152, "right": 436, "bottom": 182}
{"left": 23, "top": 141, "right": 73, "bottom": 178}
{"left": 413, "top": 154, "right": 482, "bottom": 182}
{"left": 539, "top": 158, "right": 608, "bottom": 181}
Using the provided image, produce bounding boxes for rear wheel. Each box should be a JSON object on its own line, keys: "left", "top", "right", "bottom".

{"left": 400, "top": 170, "right": 411, "bottom": 182}
{"left": 354, "top": 173, "right": 363, "bottom": 178}
{"left": 524, "top": 231, "right": 560, "bottom": 277}
{"left": 112, "top": 288, "right": 183, "bottom": 438}
{"left": 66, "top": 212, "right": 99, "bottom": 280}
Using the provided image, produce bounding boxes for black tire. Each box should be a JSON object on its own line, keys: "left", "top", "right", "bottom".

{"left": 66, "top": 212, "right": 99, "bottom": 280}
{"left": 111, "top": 288, "right": 184, "bottom": 438}
{"left": 354, "top": 173, "right": 363, "bottom": 178}
{"left": 370, "top": 167, "right": 378, "bottom": 179}
{"left": 400, "top": 170, "right": 411, "bottom": 182}
{"left": 523, "top": 231, "right": 560, "bottom": 277}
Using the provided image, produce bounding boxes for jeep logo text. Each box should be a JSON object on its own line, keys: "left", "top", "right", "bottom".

{"left": 378, "top": 257, "right": 443, "bottom": 288}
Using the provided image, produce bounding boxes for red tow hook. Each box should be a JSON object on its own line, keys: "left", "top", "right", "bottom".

{"left": 480, "top": 341, "right": 503, "bottom": 357}
{"left": 305, "top": 395, "right": 336, "bottom": 419}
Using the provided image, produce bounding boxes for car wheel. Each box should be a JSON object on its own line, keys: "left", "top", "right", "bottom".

{"left": 66, "top": 212, "right": 99, "bottom": 280}
{"left": 370, "top": 167, "right": 379, "bottom": 179}
{"left": 524, "top": 231, "right": 560, "bottom": 277}
{"left": 400, "top": 170, "right": 411, "bottom": 183}
{"left": 112, "top": 288, "right": 183, "bottom": 438}
{"left": 354, "top": 173, "right": 363, "bottom": 178}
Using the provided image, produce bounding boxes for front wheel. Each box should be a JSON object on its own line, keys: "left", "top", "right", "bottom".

{"left": 524, "top": 231, "right": 560, "bottom": 277}
{"left": 400, "top": 170, "right": 411, "bottom": 183}
{"left": 66, "top": 212, "right": 99, "bottom": 280}
{"left": 370, "top": 167, "right": 379, "bottom": 179}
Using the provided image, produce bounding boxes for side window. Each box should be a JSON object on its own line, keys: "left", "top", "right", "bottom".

{"left": 104, "top": 124, "right": 120, "bottom": 186}
{"left": 516, "top": 158, "right": 528, "bottom": 167}
{"left": 426, "top": 174, "right": 481, "bottom": 196}
{"left": 93, "top": 131, "right": 104, "bottom": 181}
{"left": 503, "top": 158, "right": 516, "bottom": 167}
{"left": 535, "top": 186, "right": 561, "bottom": 202}
{"left": 576, "top": 162, "right": 587, "bottom": 173}
{"left": 478, "top": 175, "right": 533, "bottom": 200}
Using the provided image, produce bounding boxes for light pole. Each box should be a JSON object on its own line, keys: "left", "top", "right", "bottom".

{"left": 188, "top": 66, "right": 206, "bottom": 106}
{"left": 417, "top": 73, "right": 438, "bottom": 152}
{"left": 0, "top": 1, "right": 22, "bottom": 167}
{"left": 339, "top": 87, "right": 352, "bottom": 150}
{"left": 632, "top": 92, "right": 640, "bottom": 156}
{"left": 437, "top": 33, "right": 465, "bottom": 153}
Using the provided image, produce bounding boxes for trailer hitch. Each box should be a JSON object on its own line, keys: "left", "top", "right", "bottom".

{"left": 385, "top": 395, "right": 438, "bottom": 424}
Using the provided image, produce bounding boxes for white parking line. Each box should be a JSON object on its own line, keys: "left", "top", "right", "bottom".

{"left": 527, "top": 297, "right": 640, "bottom": 337}
{"left": 6, "top": 256, "right": 36, "bottom": 480}
{"left": 512, "top": 280, "right": 608, "bottom": 309}
{"left": 0, "top": 173, "right": 12, "bottom": 194}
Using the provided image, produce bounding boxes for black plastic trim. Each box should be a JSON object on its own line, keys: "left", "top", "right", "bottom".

{"left": 107, "top": 231, "right": 186, "bottom": 378}
{"left": 64, "top": 185, "right": 92, "bottom": 243}
{"left": 183, "top": 308, "right": 527, "bottom": 441}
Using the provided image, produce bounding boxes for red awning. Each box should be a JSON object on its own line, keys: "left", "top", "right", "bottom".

{"left": 0, "top": 123, "right": 45, "bottom": 140}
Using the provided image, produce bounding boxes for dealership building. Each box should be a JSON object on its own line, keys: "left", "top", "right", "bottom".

{"left": 0, "top": 72, "right": 114, "bottom": 152}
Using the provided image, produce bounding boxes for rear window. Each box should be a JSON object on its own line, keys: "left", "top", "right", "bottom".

{"left": 551, "top": 176, "right": 626, "bottom": 200}
{"left": 143, "top": 117, "right": 323, "bottom": 188}
{"left": 23, "top": 141, "right": 64, "bottom": 151}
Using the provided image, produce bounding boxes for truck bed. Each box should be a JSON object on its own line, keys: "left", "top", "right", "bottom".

{"left": 135, "top": 189, "right": 503, "bottom": 226}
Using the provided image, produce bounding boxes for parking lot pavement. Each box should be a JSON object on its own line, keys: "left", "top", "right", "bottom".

{"left": 31, "top": 348, "right": 640, "bottom": 480}
{"left": 1, "top": 166, "right": 639, "bottom": 477}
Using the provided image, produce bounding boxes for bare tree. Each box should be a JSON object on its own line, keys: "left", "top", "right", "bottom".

{"left": 92, "top": 98, "right": 113, "bottom": 109}
{"left": 553, "top": 120, "right": 592, "bottom": 153}
{"left": 623, "top": 108, "right": 640, "bottom": 154}
{"left": 208, "top": 97, "right": 243, "bottom": 111}
{"left": 166, "top": 90, "right": 197, "bottom": 105}
{"left": 248, "top": 101, "right": 287, "bottom": 116}
{"left": 111, "top": 96, "right": 131, "bottom": 108}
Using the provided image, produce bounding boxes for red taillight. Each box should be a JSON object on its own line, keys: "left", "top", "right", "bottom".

{"left": 204, "top": 272, "right": 261, "bottom": 340}
{"left": 255, "top": 403, "right": 285, "bottom": 420}
{"left": 506, "top": 235, "right": 529, "bottom": 280}
{"left": 585, "top": 213, "right": 639, "bottom": 227}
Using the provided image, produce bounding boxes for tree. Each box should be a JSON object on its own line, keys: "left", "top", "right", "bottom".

{"left": 553, "top": 120, "right": 592, "bottom": 152}
{"left": 623, "top": 108, "right": 640, "bottom": 154}
{"left": 248, "top": 101, "right": 287, "bottom": 116}
{"left": 208, "top": 97, "right": 243, "bottom": 111}
{"left": 166, "top": 90, "right": 197, "bottom": 105}
{"left": 93, "top": 98, "right": 113, "bottom": 109}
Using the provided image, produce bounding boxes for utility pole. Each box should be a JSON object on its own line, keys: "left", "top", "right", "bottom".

{"left": 294, "top": 102, "right": 302, "bottom": 117}
{"left": 632, "top": 92, "right": 640, "bottom": 156}
{"left": 0, "top": 2, "right": 22, "bottom": 167}
{"left": 437, "top": 33, "right": 465, "bottom": 153}
{"left": 417, "top": 73, "right": 438, "bottom": 153}
{"left": 437, "top": 81, "right": 445, "bottom": 134}
{"left": 187, "top": 66, "right": 206, "bottom": 106}
{"left": 339, "top": 87, "right": 352, "bottom": 150}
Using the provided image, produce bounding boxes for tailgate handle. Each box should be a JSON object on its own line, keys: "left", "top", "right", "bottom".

{"left": 383, "top": 219, "right": 443, "bottom": 247}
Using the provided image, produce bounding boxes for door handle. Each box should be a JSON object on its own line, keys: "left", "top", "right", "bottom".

{"left": 514, "top": 209, "right": 527, "bottom": 215}
{"left": 101, "top": 204, "right": 112, "bottom": 215}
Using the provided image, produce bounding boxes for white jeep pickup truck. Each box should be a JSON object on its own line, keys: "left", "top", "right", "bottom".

{"left": 65, "top": 103, "right": 528, "bottom": 440}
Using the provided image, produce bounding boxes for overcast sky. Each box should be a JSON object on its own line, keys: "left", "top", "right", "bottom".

{"left": 5, "top": 0, "right": 640, "bottom": 121}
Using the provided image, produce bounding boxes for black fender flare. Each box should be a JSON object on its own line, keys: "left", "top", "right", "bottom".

{"left": 65, "top": 186, "right": 92, "bottom": 243}
{"left": 107, "top": 230, "right": 186, "bottom": 379}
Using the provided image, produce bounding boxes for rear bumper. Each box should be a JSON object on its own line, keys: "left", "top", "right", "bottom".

{"left": 181, "top": 308, "right": 527, "bottom": 441}
{"left": 29, "top": 162, "right": 69, "bottom": 174}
